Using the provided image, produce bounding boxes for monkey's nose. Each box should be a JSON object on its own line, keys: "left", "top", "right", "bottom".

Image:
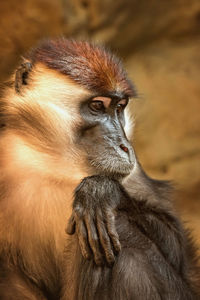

{"left": 120, "top": 144, "right": 129, "bottom": 153}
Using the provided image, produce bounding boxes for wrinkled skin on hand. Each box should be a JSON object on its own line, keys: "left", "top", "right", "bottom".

{"left": 66, "top": 175, "right": 123, "bottom": 266}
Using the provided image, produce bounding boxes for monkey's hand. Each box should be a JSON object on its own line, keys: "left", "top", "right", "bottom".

{"left": 66, "top": 175, "right": 122, "bottom": 266}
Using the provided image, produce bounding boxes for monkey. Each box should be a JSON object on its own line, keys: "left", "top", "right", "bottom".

{"left": 0, "top": 38, "right": 199, "bottom": 300}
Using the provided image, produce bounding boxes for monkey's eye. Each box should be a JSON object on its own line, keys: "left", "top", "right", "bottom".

{"left": 116, "top": 99, "right": 129, "bottom": 114}
{"left": 89, "top": 100, "right": 105, "bottom": 112}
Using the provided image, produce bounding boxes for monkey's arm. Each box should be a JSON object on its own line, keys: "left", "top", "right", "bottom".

{"left": 68, "top": 173, "right": 196, "bottom": 272}
{"left": 66, "top": 173, "right": 176, "bottom": 267}
{"left": 66, "top": 175, "right": 121, "bottom": 266}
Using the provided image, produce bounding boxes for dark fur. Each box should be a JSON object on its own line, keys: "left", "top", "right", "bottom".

{"left": 62, "top": 174, "right": 200, "bottom": 300}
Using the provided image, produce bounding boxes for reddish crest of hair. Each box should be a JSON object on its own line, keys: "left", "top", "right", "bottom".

{"left": 26, "top": 38, "right": 136, "bottom": 97}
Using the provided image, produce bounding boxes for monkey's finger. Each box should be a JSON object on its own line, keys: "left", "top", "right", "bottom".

{"left": 96, "top": 211, "right": 115, "bottom": 265}
{"left": 76, "top": 219, "right": 91, "bottom": 260}
{"left": 84, "top": 214, "right": 104, "bottom": 266}
{"left": 105, "top": 210, "right": 121, "bottom": 253}
{"left": 66, "top": 214, "right": 76, "bottom": 235}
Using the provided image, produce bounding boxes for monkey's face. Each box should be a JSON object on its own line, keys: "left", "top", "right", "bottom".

{"left": 5, "top": 39, "right": 136, "bottom": 181}
{"left": 4, "top": 66, "right": 135, "bottom": 181}
{"left": 77, "top": 95, "right": 135, "bottom": 178}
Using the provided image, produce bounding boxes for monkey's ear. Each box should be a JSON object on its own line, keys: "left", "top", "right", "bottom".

{"left": 15, "top": 60, "right": 32, "bottom": 93}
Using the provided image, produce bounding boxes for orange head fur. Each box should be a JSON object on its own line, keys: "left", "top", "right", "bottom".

{"left": 26, "top": 38, "right": 136, "bottom": 97}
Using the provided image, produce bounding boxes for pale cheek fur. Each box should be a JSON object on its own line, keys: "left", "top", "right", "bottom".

{"left": 0, "top": 133, "right": 88, "bottom": 185}
{"left": 1, "top": 64, "right": 91, "bottom": 184}
{"left": 7, "top": 63, "right": 92, "bottom": 144}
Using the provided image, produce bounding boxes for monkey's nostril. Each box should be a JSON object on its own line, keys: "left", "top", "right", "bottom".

{"left": 120, "top": 144, "right": 129, "bottom": 153}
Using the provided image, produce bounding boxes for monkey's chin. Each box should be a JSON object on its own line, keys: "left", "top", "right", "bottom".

{"left": 89, "top": 158, "right": 134, "bottom": 180}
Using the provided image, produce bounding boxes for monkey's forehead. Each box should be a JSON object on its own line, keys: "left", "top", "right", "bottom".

{"left": 26, "top": 38, "right": 136, "bottom": 98}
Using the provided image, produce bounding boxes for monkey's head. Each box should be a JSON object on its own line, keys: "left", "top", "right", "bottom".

{"left": 2, "top": 39, "right": 136, "bottom": 180}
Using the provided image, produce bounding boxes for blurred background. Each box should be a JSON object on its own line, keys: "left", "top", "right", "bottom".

{"left": 0, "top": 0, "right": 199, "bottom": 248}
